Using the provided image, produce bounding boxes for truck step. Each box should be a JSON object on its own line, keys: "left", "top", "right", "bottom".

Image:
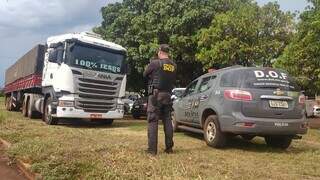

{"left": 178, "top": 125, "right": 203, "bottom": 134}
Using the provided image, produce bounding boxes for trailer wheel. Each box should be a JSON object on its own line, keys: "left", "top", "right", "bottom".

{"left": 27, "top": 98, "right": 38, "bottom": 119}
{"left": 44, "top": 97, "right": 58, "bottom": 125}
{"left": 22, "top": 98, "right": 28, "bottom": 117}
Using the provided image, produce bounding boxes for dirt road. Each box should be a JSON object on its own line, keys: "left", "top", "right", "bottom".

{"left": 0, "top": 144, "right": 26, "bottom": 180}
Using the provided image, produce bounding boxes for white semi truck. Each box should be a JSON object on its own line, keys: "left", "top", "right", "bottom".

{"left": 4, "top": 32, "right": 128, "bottom": 125}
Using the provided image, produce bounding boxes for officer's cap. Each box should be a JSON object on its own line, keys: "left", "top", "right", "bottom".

{"left": 158, "top": 44, "right": 170, "bottom": 53}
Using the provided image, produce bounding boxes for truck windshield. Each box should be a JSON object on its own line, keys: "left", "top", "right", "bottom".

{"left": 67, "top": 43, "right": 126, "bottom": 74}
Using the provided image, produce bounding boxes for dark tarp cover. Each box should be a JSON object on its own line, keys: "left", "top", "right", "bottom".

{"left": 5, "top": 44, "right": 45, "bottom": 85}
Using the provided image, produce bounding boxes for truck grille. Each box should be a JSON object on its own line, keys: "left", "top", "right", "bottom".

{"left": 75, "top": 76, "right": 122, "bottom": 113}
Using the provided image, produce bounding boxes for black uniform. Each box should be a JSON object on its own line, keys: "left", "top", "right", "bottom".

{"left": 143, "top": 58, "right": 177, "bottom": 154}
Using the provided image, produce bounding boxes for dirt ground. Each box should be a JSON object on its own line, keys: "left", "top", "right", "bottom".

{"left": 0, "top": 144, "right": 26, "bottom": 180}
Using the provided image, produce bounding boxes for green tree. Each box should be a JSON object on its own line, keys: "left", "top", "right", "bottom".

{"left": 94, "top": 0, "right": 251, "bottom": 91}
{"left": 274, "top": 0, "right": 320, "bottom": 95}
{"left": 196, "top": 2, "right": 294, "bottom": 69}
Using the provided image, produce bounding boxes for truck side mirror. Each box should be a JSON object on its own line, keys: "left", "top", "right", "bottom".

{"left": 48, "top": 47, "right": 64, "bottom": 64}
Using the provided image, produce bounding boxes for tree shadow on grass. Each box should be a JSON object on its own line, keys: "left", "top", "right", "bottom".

{"left": 179, "top": 131, "right": 315, "bottom": 154}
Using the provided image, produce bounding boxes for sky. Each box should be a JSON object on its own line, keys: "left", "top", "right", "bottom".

{"left": 0, "top": 0, "right": 309, "bottom": 87}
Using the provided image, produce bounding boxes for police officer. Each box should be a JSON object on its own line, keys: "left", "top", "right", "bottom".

{"left": 143, "top": 44, "right": 177, "bottom": 155}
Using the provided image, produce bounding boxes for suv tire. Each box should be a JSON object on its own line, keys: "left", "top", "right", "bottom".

{"left": 171, "top": 112, "right": 180, "bottom": 132}
{"left": 44, "top": 97, "right": 59, "bottom": 125}
{"left": 203, "top": 115, "right": 226, "bottom": 148}
{"left": 265, "top": 136, "right": 292, "bottom": 149}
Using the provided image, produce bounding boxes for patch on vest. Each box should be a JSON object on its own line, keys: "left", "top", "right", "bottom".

{"left": 163, "top": 64, "right": 175, "bottom": 72}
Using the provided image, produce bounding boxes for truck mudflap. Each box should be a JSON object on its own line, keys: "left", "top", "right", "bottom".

{"left": 55, "top": 106, "right": 124, "bottom": 119}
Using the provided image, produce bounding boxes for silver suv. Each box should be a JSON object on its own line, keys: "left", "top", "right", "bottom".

{"left": 172, "top": 66, "right": 308, "bottom": 149}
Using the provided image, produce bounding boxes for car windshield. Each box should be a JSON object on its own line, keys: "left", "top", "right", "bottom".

{"left": 66, "top": 42, "right": 126, "bottom": 74}
{"left": 242, "top": 69, "right": 300, "bottom": 91}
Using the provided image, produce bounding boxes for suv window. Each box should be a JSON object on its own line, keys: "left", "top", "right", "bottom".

{"left": 184, "top": 80, "right": 198, "bottom": 96}
{"left": 199, "top": 76, "right": 216, "bottom": 93}
{"left": 243, "top": 69, "right": 300, "bottom": 91}
{"left": 220, "top": 71, "right": 242, "bottom": 87}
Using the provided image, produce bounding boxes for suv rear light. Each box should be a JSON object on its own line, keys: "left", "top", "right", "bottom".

{"left": 299, "top": 95, "right": 305, "bottom": 104}
{"left": 224, "top": 90, "right": 253, "bottom": 101}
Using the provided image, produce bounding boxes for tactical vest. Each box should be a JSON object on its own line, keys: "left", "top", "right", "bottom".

{"left": 152, "top": 59, "right": 176, "bottom": 92}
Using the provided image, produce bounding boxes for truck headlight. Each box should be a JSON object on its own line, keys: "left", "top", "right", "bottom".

{"left": 58, "top": 100, "right": 74, "bottom": 107}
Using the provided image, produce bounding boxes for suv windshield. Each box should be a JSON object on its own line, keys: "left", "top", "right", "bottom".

{"left": 66, "top": 42, "right": 126, "bottom": 74}
{"left": 242, "top": 69, "right": 300, "bottom": 91}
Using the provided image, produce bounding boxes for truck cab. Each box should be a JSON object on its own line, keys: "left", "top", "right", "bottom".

{"left": 4, "top": 32, "right": 128, "bottom": 125}
{"left": 41, "top": 32, "right": 128, "bottom": 124}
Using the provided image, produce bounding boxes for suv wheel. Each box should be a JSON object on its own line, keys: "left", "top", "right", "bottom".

{"left": 171, "top": 112, "right": 180, "bottom": 132}
{"left": 44, "top": 97, "right": 59, "bottom": 125}
{"left": 203, "top": 115, "right": 226, "bottom": 148}
{"left": 265, "top": 136, "right": 292, "bottom": 149}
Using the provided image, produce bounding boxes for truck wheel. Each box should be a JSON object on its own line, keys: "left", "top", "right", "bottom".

{"left": 44, "top": 97, "right": 58, "bottom": 125}
{"left": 265, "top": 136, "right": 292, "bottom": 149}
{"left": 27, "top": 98, "right": 37, "bottom": 119}
{"left": 22, "top": 98, "right": 28, "bottom": 117}
{"left": 241, "top": 135, "right": 255, "bottom": 141}
{"left": 132, "top": 112, "right": 140, "bottom": 119}
{"left": 171, "top": 112, "right": 180, "bottom": 132}
{"left": 203, "top": 115, "right": 226, "bottom": 148}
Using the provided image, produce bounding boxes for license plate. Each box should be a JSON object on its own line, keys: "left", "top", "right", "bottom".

{"left": 274, "top": 122, "right": 289, "bottom": 127}
{"left": 269, "top": 100, "right": 288, "bottom": 108}
{"left": 90, "top": 114, "right": 103, "bottom": 119}
{"left": 135, "top": 106, "right": 140, "bottom": 108}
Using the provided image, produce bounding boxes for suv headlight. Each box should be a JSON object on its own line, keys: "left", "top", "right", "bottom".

{"left": 58, "top": 100, "right": 74, "bottom": 107}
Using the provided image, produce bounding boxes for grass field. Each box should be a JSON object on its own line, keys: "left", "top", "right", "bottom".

{"left": 0, "top": 98, "right": 320, "bottom": 179}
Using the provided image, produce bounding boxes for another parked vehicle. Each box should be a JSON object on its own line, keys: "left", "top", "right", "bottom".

{"left": 314, "top": 106, "right": 320, "bottom": 117}
{"left": 172, "top": 66, "right": 308, "bottom": 149}
{"left": 131, "top": 97, "right": 148, "bottom": 119}
{"left": 4, "top": 32, "right": 128, "bottom": 125}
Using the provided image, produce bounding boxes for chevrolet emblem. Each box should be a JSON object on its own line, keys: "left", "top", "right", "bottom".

{"left": 273, "top": 88, "right": 285, "bottom": 96}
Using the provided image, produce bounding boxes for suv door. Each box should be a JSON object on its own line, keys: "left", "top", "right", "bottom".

{"left": 191, "top": 76, "right": 217, "bottom": 124}
{"left": 175, "top": 80, "right": 199, "bottom": 123}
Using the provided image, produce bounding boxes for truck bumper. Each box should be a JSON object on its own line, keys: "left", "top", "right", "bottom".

{"left": 55, "top": 106, "right": 124, "bottom": 119}
{"left": 220, "top": 112, "right": 308, "bottom": 135}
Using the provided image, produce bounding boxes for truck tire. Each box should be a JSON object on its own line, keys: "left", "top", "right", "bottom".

{"left": 27, "top": 98, "right": 38, "bottom": 119}
{"left": 203, "top": 115, "right": 226, "bottom": 148}
{"left": 44, "top": 97, "right": 59, "bottom": 125}
{"left": 171, "top": 112, "right": 180, "bottom": 132}
{"left": 264, "top": 136, "right": 292, "bottom": 149}
{"left": 22, "top": 98, "right": 28, "bottom": 117}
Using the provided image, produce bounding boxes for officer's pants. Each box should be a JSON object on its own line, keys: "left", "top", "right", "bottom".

{"left": 147, "top": 92, "right": 174, "bottom": 153}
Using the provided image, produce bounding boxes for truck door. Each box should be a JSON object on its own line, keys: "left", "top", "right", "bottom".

{"left": 176, "top": 79, "right": 199, "bottom": 123}
{"left": 42, "top": 44, "right": 64, "bottom": 87}
{"left": 191, "top": 76, "right": 217, "bottom": 124}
